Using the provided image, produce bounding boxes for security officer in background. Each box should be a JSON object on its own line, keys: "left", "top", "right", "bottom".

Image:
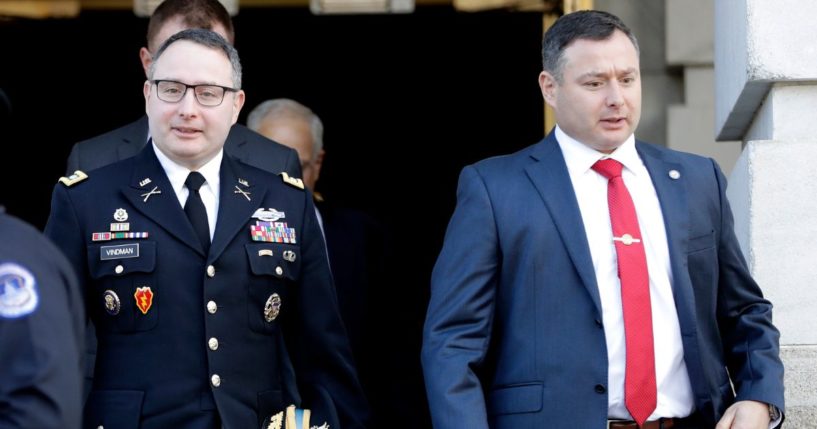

{"left": 45, "top": 29, "right": 368, "bottom": 429}
{"left": 0, "top": 206, "right": 85, "bottom": 429}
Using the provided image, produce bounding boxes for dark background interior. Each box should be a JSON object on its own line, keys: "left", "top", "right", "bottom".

{"left": 0, "top": 6, "right": 544, "bottom": 426}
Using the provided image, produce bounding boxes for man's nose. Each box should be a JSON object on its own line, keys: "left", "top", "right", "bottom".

{"left": 177, "top": 88, "right": 199, "bottom": 116}
{"left": 606, "top": 82, "right": 624, "bottom": 107}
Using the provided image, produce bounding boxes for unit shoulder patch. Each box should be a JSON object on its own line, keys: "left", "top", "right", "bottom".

{"left": 280, "top": 172, "right": 305, "bottom": 190}
{"left": 58, "top": 170, "right": 88, "bottom": 187}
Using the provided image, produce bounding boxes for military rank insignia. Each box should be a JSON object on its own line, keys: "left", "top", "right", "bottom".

{"left": 250, "top": 221, "right": 297, "bottom": 244}
{"left": 58, "top": 170, "right": 88, "bottom": 187}
{"left": 134, "top": 286, "right": 154, "bottom": 314}
{"left": 281, "top": 173, "right": 305, "bottom": 190}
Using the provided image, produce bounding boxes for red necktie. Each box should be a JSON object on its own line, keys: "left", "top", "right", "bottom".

{"left": 592, "top": 158, "right": 657, "bottom": 427}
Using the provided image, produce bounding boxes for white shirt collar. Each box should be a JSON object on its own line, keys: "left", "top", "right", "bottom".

{"left": 151, "top": 142, "right": 223, "bottom": 197}
{"left": 554, "top": 125, "right": 641, "bottom": 177}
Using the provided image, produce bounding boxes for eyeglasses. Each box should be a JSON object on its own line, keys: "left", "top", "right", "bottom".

{"left": 151, "top": 80, "right": 239, "bottom": 107}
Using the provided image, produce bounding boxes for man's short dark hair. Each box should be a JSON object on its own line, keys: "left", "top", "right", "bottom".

{"left": 542, "top": 10, "right": 639, "bottom": 81}
{"left": 146, "top": 0, "right": 235, "bottom": 51}
{"left": 149, "top": 28, "right": 243, "bottom": 88}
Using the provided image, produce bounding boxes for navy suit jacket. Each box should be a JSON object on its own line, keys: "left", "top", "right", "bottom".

{"left": 46, "top": 146, "right": 368, "bottom": 429}
{"left": 0, "top": 210, "right": 84, "bottom": 429}
{"left": 65, "top": 116, "right": 302, "bottom": 177}
{"left": 421, "top": 132, "right": 784, "bottom": 428}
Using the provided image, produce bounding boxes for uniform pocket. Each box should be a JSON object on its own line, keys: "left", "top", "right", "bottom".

{"left": 87, "top": 241, "right": 158, "bottom": 333}
{"left": 83, "top": 389, "right": 144, "bottom": 429}
{"left": 245, "top": 244, "right": 301, "bottom": 334}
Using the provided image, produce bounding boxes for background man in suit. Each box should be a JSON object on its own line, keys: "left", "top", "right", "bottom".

{"left": 65, "top": 0, "right": 300, "bottom": 177}
{"left": 422, "top": 10, "right": 784, "bottom": 429}
{"left": 248, "top": 98, "right": 393, "bottom": 426}
{"left": 0, "top": 207, "right": 85, "bottom": 429}
{"left": 46, "top": 29, "right": 367, "bottom": 429}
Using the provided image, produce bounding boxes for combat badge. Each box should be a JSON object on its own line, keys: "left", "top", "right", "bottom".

{"left": 0, "top": 263, "right": 38, "bottom": 318}
{"left": 58, "top": 170, "right": 88, "bottom": 187}
{"left": 264, "top": 293, "right": 281, "bottom": 322}
{"left": 134, "top": 286, "right": 154, "bottom": 314}
{"left": 103, "top": 290, "right": 121, "bottom": 315}
{"left": 252, "top": 208, "right": 286, "bottom": 222}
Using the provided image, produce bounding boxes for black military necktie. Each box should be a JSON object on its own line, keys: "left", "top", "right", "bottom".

{"left": 184, "top": 171, "right": 210, "bottom": 254}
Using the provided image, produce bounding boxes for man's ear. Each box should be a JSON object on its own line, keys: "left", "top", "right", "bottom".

{"left": 139, "top": 47, "right": 152, "bottom": 77}
{"left": 143, "top": 80, "right": 151, "bottom": 113}
{"left": 539, "top": 71, "right": 558, "bottom": 108}
{"left": 231, "top": 90, "right": 246, "bottom": 124}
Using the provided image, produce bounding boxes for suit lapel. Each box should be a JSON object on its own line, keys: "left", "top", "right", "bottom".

{"left": 524, "top": 133, "right": 601, "bottom": 314}
{"left": 637, "top": 143, "right": 697, "bottom": 331}
{"left": 121, "top": 145, "right": 205, "bottom": 256}
{"left": 117, "top": 116, "right": 150, "bottom": 161}
{"left": 209, "top": 156, "right": 266, "bottom": 263}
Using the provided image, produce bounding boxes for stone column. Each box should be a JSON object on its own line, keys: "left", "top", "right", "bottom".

{"left": 716, "top": 0, "right": 817, "bottom": 425}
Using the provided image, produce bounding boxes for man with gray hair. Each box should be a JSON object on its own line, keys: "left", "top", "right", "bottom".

{"left": 46, "top": 30, "right": 368, "bottom": 429}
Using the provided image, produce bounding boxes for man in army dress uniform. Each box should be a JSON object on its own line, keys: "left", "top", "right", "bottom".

{"left": 45, "top": 29, "right": 368, "bottom": 429}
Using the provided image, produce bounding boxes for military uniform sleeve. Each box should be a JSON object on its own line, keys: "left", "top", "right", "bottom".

{"left": 286, "top": 188, "right": 370, "bottom": 429}
{"left": 0, "top": 213, "right": 84, "bottom": 429}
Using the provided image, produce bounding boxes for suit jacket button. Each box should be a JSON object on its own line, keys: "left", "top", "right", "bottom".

{"left": 207, "top": 265, "right": 216, "bottom": 277}
{"left": 595, "top": 384, "right": 606, "bottom": 394}
{"left": 208, "top": 337, "right": 219, "bottom": 351}
{"left": 211, "top": 374, "right": 221, "bottom": 387}
{"left": 207, "top": 300, "right": 217, "bottom": 314}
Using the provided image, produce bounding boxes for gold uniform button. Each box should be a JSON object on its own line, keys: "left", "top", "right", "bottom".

{"left": 208, "top": 337, "right": 219, "bottom": 351}
{"left": 114, "top": 265, "right": 124, "bottom": 274}
{"left": 207, "top": 265, "right": 216, "bottom": 277}
{"left": 207, "top": 300, "right": 217, "bottom": 314}
{"left": 211, "top": 374, "right": 221, "bottom": 387}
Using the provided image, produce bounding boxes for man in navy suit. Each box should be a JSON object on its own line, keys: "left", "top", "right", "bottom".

{"left": 65, "top": 0, "right": 300, "bottom": 177}
{"left": 0, "top": 208, "right": 84, "bottom": 429}
{"left": 422, "top": 10, "right": 784, "bottom": 429}
{"left": 46, "top": 29, "right": 367, "bottom": 429}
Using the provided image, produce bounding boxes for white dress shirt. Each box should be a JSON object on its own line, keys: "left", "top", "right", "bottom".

{"left": 555, "top": 126, "right": 695, "bottom": 420}
{"left": 153, "top": 143, "right": 222, "bottom": 241}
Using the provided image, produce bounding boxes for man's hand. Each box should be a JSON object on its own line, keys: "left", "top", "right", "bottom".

{"left": 715, "top": 400, "right": 771, "bottom": 429}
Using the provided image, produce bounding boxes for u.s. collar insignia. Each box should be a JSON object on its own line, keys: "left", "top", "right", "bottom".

{"left": 134, "top": 286, "right": 154, "bottom": 314}
{"left": 0, "top": 263, "right": 39, "bottom": 319}
{"left": 234, "top": 185, "right": 251, "bottom": 201}
{"left": 58, "top": 170, "right": 88, "bottom": 187}
{"left": 139, "top": 177, "right": 152, "bottom": 187}
{"left": 252, "top": 208, "right": 286, "bottom": 222}
{"left": 113, "top": 208, "right": 128, "bottom": 222}
{"left": 281, "top": 173, "right": 304, "bottom": 190}
{"left": 238, "top": 178, "right": 249, "bottom": 187}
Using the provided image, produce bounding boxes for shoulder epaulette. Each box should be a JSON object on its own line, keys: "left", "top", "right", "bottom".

{"left": 58, "top": 170, "right": 88, "bottom": 187}
{"left": 280, "top": 172, "right": 304, "bottom": 190}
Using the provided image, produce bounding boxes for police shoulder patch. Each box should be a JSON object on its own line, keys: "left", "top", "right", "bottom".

{"left": 0, "top": 262, "right": 39, "bottom": 318}
{"left": 280, "top": 172, "right": 305, "bottom": 190}
{"left": 58, "top": 170, "right": 88, "bottom": 187}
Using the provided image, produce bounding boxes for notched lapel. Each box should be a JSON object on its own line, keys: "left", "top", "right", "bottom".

{"left": 121, "top": 147, "right": 206, "bottom": 256}
{"left": 209, "top": 156, "right": 266, "bottom": 262}
{"left": 524, "top": 134, "right": 602, "bottom": 314}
